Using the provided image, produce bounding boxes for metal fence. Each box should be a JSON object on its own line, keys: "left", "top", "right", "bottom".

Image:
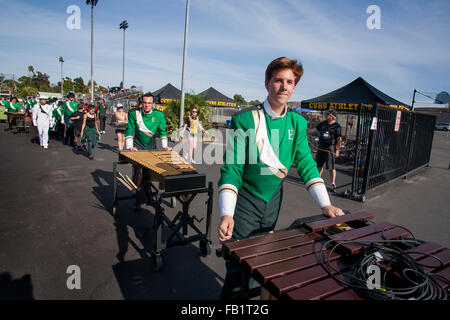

{"left": 348, "top": 104, "right": 436, "bottom": 201}
{"left": 210, "top": 107, "right": 239, "bottom": 125}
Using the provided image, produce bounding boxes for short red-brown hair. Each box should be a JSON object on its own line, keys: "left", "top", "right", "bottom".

{"left": 265, "top": 57, "right": 304, "bottom": 85}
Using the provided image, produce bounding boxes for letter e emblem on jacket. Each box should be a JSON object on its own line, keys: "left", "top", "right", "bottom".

{"left": 288, "top": 129, "right": 294, "bottom": 140}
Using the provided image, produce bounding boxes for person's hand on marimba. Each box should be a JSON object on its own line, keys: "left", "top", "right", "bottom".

{"left": 218, "top": 215, "right": 234, "bottom": 243}
{"left": 321, "top": 205, "right": 345, "bottom": 218}
{"left": 163, "top": 146, "right": 172, "bottom": 151}
{"left": 129, "top": 147, "right": 138, "bottom": 152}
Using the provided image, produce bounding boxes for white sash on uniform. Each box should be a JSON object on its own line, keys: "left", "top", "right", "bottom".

{"left": 66, "top": 101, "right": 75, "bottom": 113}
{"left": 252, "top": 106, "right": 288, "bottom": 179}
{"left": 136, "top": 110, "right": 154, "bottom": 137}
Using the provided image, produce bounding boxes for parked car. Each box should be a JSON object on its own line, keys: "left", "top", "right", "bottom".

{"left": 435, "top": 123, "right": 450, "bottom": 131}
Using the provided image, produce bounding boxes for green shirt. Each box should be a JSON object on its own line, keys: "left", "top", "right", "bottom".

{"left": 125, "top": 108, "right": 168, "bottom": 148}
{"left": 62, "top": 101, "right": 79, "bottom": 124}
{"left": 219, "top": 104, "right": 320, "bottom": 203}
{"left": 98, "top": 103, "right": 107, "bottom": 116}
{"left": 62, "top": 101, "right": 79, "bottom": 116}
{"left": 53, "top": 107, "right": 63, "bottom": 121}
{"left": 7, "top": 102, "right": 22, "bottom": 112}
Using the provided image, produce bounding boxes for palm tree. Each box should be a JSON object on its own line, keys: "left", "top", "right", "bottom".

{"left": 28, "top": 66, "right": 34, "bottom": 86}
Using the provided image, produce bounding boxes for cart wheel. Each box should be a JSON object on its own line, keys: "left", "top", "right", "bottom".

{"left": 170, "top": 196, "right": 177, "bottom": 208}
{"left": 200, "top": 240, "right": 211, "bottom": 257}
{"left": 359, "top": 195, "right": 366, "bottom": 202}
{"left": 151, "top": 252, "right": 163, "bottom": 271}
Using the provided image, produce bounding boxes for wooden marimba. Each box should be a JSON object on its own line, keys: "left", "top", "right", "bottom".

{"left": 113, "top": 150, "right": 213, "bottom": 271}
{"left": 222, "top": 212, "right": 449, "bottom": 300}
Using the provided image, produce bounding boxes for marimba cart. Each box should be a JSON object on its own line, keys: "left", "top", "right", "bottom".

{"left": 113, "top": 150, "right": 213, "bottom": 271}
{"left": 221, "top": 212, "right": 449, "bottom": 300}
{"left": 5, "top": 111, "right": 31, "bottom": 133}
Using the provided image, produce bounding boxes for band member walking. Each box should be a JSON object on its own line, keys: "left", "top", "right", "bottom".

{"left": 113, "top": 104, "right": 128, "bottom": 151}
{"left": 80, "top": 105, "right": 101, "bottom": 160}
{"left": 33, "top": 95, "right": 52, "bottom": 149}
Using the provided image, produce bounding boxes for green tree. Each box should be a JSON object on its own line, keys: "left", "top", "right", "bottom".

{"left": 233, "top": 94, "right": 247, "bottom": 105}
{"left": 73, "top": 77, "right": 85, "bottom": 93}
{"left": 19, "top": 86, "right": 38, "bottom": 99}
{"left": 63, "top": 77, "right": 74, "bottom": 93}
{"left": 31, "top": 71, "right": 51, "bottom": 91}
{"left": 248, "top": 99, "right": 262, "bottom": 106}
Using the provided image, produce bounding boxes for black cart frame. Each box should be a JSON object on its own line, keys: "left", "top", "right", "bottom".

{"left": 112, "top": 159, "right": 214, "bottom": 271}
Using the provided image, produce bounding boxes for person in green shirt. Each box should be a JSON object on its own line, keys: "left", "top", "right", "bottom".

{"left": 125, "top": 93, "right": 172, "bottom": 189}
{"left": 217, "top": 57, "right": 344, "bottom": 299}
{"left": 62, "top": 92, "right": 78, "bottom": 146}
{"left": 97, "top": 98, "right": 108, "bottom": 133}
{"left": 52, "top": 100, "right": 64, "bottom": 141}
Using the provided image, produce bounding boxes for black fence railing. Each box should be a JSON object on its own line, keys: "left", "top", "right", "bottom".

{"left": 347, "top": 104, "right": 436, "bottom": 201}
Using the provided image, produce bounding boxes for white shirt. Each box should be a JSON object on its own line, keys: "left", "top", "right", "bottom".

{"left": 263, "top": 99, "right": 287, "bottom": 120}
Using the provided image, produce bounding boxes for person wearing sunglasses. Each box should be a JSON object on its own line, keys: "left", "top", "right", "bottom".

{"left": 179, "top": 107, "right": 207, "bottom": 164}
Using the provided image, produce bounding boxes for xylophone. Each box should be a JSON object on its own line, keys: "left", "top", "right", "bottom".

{"left": 113, "top": 150, "right": 213, "bottom": 271}
{"left": 221, "top": 212, "right": 449, "bottom": 300}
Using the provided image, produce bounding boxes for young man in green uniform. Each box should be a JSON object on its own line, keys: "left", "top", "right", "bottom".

{"left": 62, "top": 92, "right": 78, "bottom": 146}
{"left": 52, "top": 100, "right": 64, "bottom": 141}
{"left": 217, "top": 57, "right": 344, "bottom": 299}
{"left": 125, "top": 93, "right": 172, "bottom": 188}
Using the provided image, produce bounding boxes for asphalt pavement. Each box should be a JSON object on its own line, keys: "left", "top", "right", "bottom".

{"left": 0, "top": 120, "right": 449, "bottom": 300}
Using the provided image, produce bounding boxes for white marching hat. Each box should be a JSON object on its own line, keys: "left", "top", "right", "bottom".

{"left": 38, "top": 95, "right": 49, "bottom": 100}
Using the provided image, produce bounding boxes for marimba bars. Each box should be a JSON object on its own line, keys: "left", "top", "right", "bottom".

{"left": 221, "top": 212, "right": 449, "bottom": 300}
{"left": 113, "top": 150, "right": 213, "bottom": 271}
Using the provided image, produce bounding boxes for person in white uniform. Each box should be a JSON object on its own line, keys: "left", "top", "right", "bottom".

{"left": 33, "top": 95, "right": 52, "bottom": 149}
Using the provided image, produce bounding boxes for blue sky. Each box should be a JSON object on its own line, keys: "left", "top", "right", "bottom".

{"left": 0, "top": 0, "right": 449, "bottom": 106}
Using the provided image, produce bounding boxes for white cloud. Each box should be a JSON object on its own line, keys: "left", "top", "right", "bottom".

{"left": 0, "top": 0, "right": 448, "bottom": 104}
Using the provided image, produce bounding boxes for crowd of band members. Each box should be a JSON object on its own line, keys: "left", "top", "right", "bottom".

{"left": 0, "top": 93, "right": 127, "bottom": 159}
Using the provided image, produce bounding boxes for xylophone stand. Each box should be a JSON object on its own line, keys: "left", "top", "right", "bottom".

{"left": 113, "top": 160, "right": 213, "bottom": 272}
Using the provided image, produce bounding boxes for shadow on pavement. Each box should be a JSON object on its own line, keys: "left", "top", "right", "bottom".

{"left": 0, "top": 273, "right": 34, "bottom": 300}
{"left": 90, "top": 169, "right": 224, "bottom": 300}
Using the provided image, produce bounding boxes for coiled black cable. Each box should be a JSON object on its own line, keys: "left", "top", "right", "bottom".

{"left": 318, "top": 234, "right": 449, "bottom": 300}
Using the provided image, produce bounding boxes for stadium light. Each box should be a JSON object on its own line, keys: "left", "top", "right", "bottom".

{"left": 86, "top": 0, "right": 98, "bottom": 102}
{"left": 120, "top": 20, "right": 128, "bottom": 89}
{"left": 59, "top": 57, "right": 64, "bottom": 99}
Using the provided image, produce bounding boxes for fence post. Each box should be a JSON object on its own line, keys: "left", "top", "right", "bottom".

{"left": 360, "top": 103, "right": 379, "bottom": 197}
{"left": 350, "top": 105, "right": 363, "bottom": 198}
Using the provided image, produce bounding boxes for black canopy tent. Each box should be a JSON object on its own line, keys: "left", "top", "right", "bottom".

{"left": 200, "top": 87, "right": 238, "bottom": 108}
{"left": 301, "top": 77, "right": 411, "bottom": 112}
{"left": 153, "top": 83, "right": 181, "bottom": 104}
{"left": 300, "top": 77, "right": 435, "bottom": 203}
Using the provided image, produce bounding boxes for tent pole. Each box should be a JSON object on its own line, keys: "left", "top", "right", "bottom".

{"left": 411, "top": 89, "right": 417, "bottom": 111}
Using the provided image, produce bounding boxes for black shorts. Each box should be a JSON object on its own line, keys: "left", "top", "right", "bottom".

{"left": 315, "top": 148, "right": 335, "bottom": 170}
{"left": 74, "top": 127, "right": 82, "bottom": 137}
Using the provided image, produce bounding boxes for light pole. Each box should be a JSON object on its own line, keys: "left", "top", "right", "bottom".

{"left": 59, "top": 56, "right": 64, "bottom": 99}
{"left": 87, "top": 0, "right": 98, "bottom": 102}
{"left": 119, "top": 20, "right": 128, "bottom": 90}
{"left": 179, "top": 0, "right": 190, "bottom": 127}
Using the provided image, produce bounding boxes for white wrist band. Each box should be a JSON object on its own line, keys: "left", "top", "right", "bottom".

{"left": 125, "top": 137, "right": 133, "bottom": 149}
{"left": 161, "top": 137, "right": 168, "bottom": 148}
{"left": 219, "top": 184, "right": 238, "bottom": 217}
{"left": 308, "top": 183, "right": 331, "bottom": 208}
